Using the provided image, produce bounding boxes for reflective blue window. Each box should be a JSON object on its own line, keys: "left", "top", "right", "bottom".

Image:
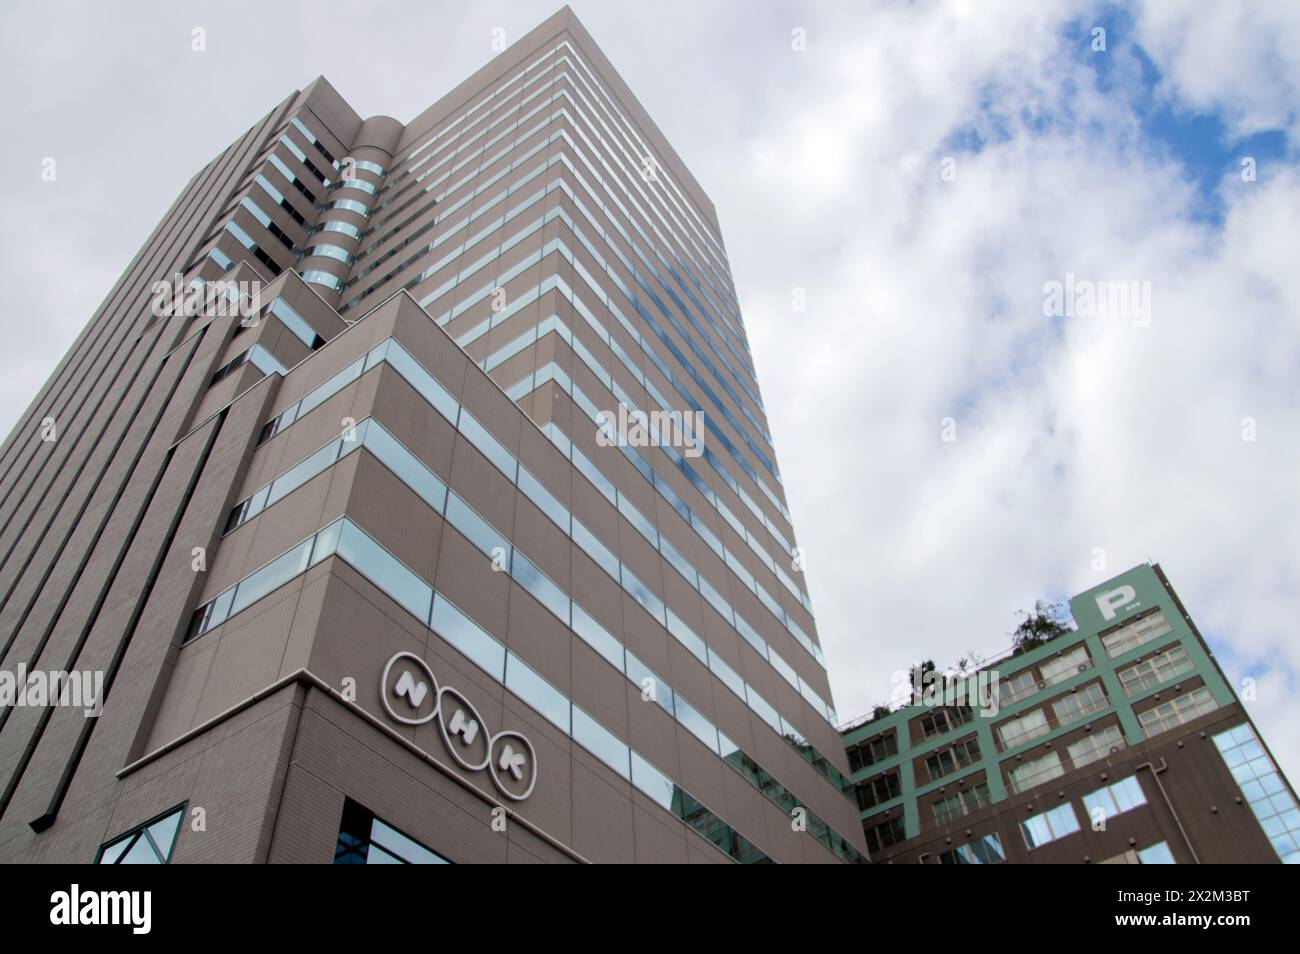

{"left": 630, "top": 752, "right": 676, "bottom": 811}
{"left": 1021, "top": 803, "right": 1080, "bottom": 849}
{"left": 1137, "top": 842, "right": 1175, "bottom": 864}
{"left": 266, "top": 440, "right": 339, "bottom": 508}
{"left": 517, "top": 467, "right": 569, "bottom": 532}
{"left": 427, "top": 593, "right": 503, "bottom": 680}
{"left": 385, "top": 340, "right": 460, "bottom": 423}
{"left": 620, "top": 565, "right": 666, "bottom": 626}
{"left": 706, "top": 649, "right": 745, "bottom": 700}
{"left": 335, "top": 800, "right": 450, "bottom": 865}
{"left": 229, "top": 539, "right": 313, "bottom": 616}
{"left": 674, "top": 696, "right": 720, "bottom": 754}
{"left": 510, "top": 552, "right": 570, "bottom": 625}
{"left": 96, "top": 804, "right": 186, "bottom": 864}
{"left": 458, "top": 411, "right": 518, "bottom": 481}
{"left": 571, "top": 604, "right": 624, "bottom": 670}
{"left": 665, "top": 608, "right": 708, "bottom": 664}
{"left": 444, "top": 492, "right": 509, "bottom": 560}
{"left": 335, "top": 521, "right": 432, "bottom": 622}
{"left": 363, "top": 421, "right": 447, "bottom": 513}
{"left": 572, "top": 706, "right": 630, "bottom": 780}
{"left": 504, "top": 654, "right": 571, "bottom": 733}
{"left": 625, "top": 651, "right": 674, "bottom": 716}
{"left": 302, "top": 270, "right": 342, "bottom": 291}
{"left": 571, "top": 519, "right": 618, "bottom": 579}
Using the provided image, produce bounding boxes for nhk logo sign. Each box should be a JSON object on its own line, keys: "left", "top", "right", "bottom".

{"left": 380, "top": 652, "right": 537, "bottom": 801}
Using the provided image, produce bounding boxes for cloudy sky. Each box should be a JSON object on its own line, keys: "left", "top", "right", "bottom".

{"left": 2, "top": 1, "right": 1297, "bottom": 783}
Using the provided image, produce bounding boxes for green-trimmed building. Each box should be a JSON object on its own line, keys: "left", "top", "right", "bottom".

{"left": 841, "top": 564, "right": 1299, "bottom": 864}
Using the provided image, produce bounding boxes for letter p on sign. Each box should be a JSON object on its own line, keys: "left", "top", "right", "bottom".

{"left": 1096, "top": 585, "right": 1137, "bottom": 621}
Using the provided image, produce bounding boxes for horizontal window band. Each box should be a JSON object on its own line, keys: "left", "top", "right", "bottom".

{"left": 187, "top": 515, "right": 863, "bottom": 863}
{"left": 230, "top": 337, "right": 845, "bottom": 794}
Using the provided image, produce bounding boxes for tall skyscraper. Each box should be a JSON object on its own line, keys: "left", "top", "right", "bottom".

{"left": 842, "top": 564, "right": 1299, "bottom": 864}
{"left": 0, "top": 8, "right": 866, "bottom": 864}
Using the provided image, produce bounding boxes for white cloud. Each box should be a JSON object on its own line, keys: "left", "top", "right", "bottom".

{"left": 1135, "top": 0, "right": 1300, "bottom": 141}
{"left": 706, "top": 2, "right": 1300, "bottom": 785}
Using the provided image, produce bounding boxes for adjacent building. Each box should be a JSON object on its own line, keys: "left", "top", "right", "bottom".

{"left": 841, "top": 564, "right": 1299, "bottom": 864}
{"left": 0, "top": 8, "right": 867, "bottom": 864}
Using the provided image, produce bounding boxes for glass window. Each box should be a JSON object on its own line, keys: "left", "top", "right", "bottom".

{"left": 320, "top": 220, "right": 362, "bottom": 240}
{"left": 920, "top": 705, "right": 973, "bottom": 739}
{"left": 96, "top": 804, "right": 186, "bottom": 864}
{"left": 744, "top": 684, "right": 781, "bottom": 734}
{"left": 302, "top": 269, "right": 342, "bottom": 291}
{"left": 706, "top": 648, "right": 745, "bottom": 700}
{"left": 697, "top": 573, "right": 734, "bottom": 625}
{"left": 1009, "top": 751, "right": 1066, "bottom": 794}
{"left": 571, "top": 519, "right": 619, "bottom": 579}
{"left": 734, "top": 613, "right": 769, "bottom": 659}
{"left": 673, "top": 695, "right": 720, "bottom": 754}
{"left": 362, "top": 420, "right": 447, "bottom": 513}
{"left": 997, "top": 707, "right": 1049, "bottom": 749}
{"left": 998, "top": 669, "right": 1038, "bottom": 706}
{"left": 385, "top": 340, "right": 460, "bottom": 423}
{"left": 338, "top": 178, "right": 379, "bottom": 197}
{"left": 1021, "top": 803, "right": 1080, "bottom": 849}
{"left": 510, "top": 551, "right": 570, "bottom": 625}
{"left": 328, "top": 198, "right": 369, "bottom": 217}
{"left": 334, "top": 800, "right": 450, "bottom": 864}
{"left": 658, "top": 534, "right": 697, "bottom": 587}
{"left": 571, "top": 705, "right": 630, "bottom": 780}
{"left": 769, "top": 648, "right": 799, "bottom": 690}
{"left": 444, "top": 492, "right": 510, "bottom": 561}
{"left": 926, "top": 749, "right": 955, "bottom": 781}
{"left": 932, "top": 782, "right": 991, "bottom": 823}
{"left": 430, "top": 594, "right": 506, "bottom": 682}
{"left": 665, "top": 608, "right": 709, "bottom": 665}
{"left": 205, "top": 586, "right": 235, "bottom": 633}
{"left": 1052, "top": 682, "right": 1108, "bottom": 727}
{"left": 926, "top": 737, "right": 980, "bottom": 781}
{"left": 847, "top": 732, "right": 898, "bottom": 773}
{"left": 1118, "top": 646, "right": 1194, "bottom": 695}
{"left": 1138, "top": 686, "right": 1218, "bottom": 736}
{"left": 630, "top": 751, "right": 676, "bottom": 811}
{"left": 504, "top": 653, "right": 570, "bottom": 733}
{"left": 939, "top": 832, "right": 1004, "bottom": 864}
{"left": 517, "top": 467, "right": 569, "bottom": 532}
{"left": 247, "top": 345, "right": 287, "bottom": 377}
{"left": 625, "top": 651, "right": 674, "bottom": 715}
{"left": 297, "top": 356, "right": 363, "bottom": 419}
{"left": 616, "top": 492, "right": 658, "bottom": 546}
{"left": 1039, "top": 645, "right": 1091, "bottom": 686}
{"left": 267, "top": 298, "right": 321, "bottom": 348}
{"left": 1067, "top": 724, "right": 1126, "bottom": 768}
{"left": 229, "top": 538, "right": 313, "bottom": 617}
{"left": 1213, "top": 722, "right": 1300, "bottom": 864}
{"left": 1137, "top": 841, "right": 1176, "bottom": 864}
{"left": 571, "top": 447, "right": 616, "bottom": 504}
{"left": 334, "top": 520, "right": 433, "bottom": 622}
{"left": 265, "top": 439, "right": 339, "bottom": 508}
{"left": 863, "top": 815, "right": 906, "bottom": 853}
{"left": 1101, "top": 610, "right": 1174, "bottom": 657}
{"left": 458, "top": 411, "right": 517, "bottom": 481}
{"left": 620, "top": 565, "right": 666, "bottom": 626}
{"left": 856, "top": 772, "right": 902, "bottom": 811}
{"left": 571, "top": 604, "right": 624, "bottom": 670}
{"left": 1083, "top": 776, "right": 1148, "bottom": 821}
